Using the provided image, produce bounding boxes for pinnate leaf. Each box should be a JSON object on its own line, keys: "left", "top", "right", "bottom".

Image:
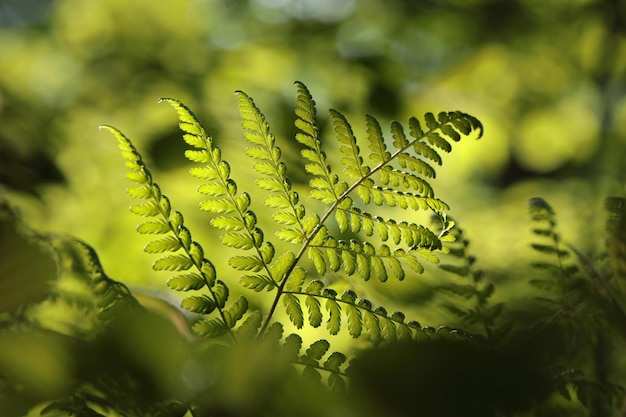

{"left": 167, "top": 273, "right": 206, "bottom": 291}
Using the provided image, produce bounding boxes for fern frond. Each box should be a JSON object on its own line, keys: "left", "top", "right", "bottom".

{"left": 236, "top": 91, "right": 310, "bottom": 247}
{"left": 528, "top": 198, "right": 579, "bottom": 283}
{"left": 58, "top": 237, "right": 141, "bottom": 319}
{"left": 159, "top": 99, "right": 282, "bottom": 301}
{"left": 290, "top": 86, "right": 482, "bottom": 288}
{"left": 331, "top": 109, "right": 370, "bottom": 180}
{"left": 113, "top": 84, "right": 482, "bottom": 349}
{"left": 284, "top": 279, "right": 423, "bottom": 344}
{"left": 433, "top": 217, "right": 501, "bottom": 337}
{"left": 102, "top": 124, "right": 241, "bottom": 340}
{"left": 294, "top": 82, "right": 347, "bottom": 205}
{"left": 280, "top": 334, "right": 350, "bottom": 391}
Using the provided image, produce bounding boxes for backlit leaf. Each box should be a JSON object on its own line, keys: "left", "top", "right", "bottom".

{"left": 283, "top": 294, "right": 304, "bottom": 329}
{"left": 181, "top": 295, "right": 216, "bottom": 314}
{"left": 167, "top": 273, "right": 205, "bottom": 291}
{"left": 153, "top": 255, "right": 193, "bottom": 271}
{"left": 305, "top": 296, "right": 322, "bottom": 328}
{"left": 240, "top": 275, "right": 275, "bottom": 291}
{"left": 143, "top": 236, "right": 182, "bottom": 253}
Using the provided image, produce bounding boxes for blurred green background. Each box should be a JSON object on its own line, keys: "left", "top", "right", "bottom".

{"left": 1, "top": 0, "right": 625, "bottom": 325}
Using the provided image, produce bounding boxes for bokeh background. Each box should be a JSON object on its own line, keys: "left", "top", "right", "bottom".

{"left": 1, "top": 0, "right": 625, "bottom": 328}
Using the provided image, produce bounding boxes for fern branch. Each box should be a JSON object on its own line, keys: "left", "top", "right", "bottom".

{"left": 260, "top": 83, "right": 482, "bottom": 337}
{"left": 101, "top": 124, "right": 236, "bottom": 341}
{"left": 283, "top": 280, "right": 423, "bottom": 343}
{"left": 160, "top": 98, "right": 279, "bottom": 299}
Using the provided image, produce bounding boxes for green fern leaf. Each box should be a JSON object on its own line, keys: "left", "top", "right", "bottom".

{"left": 213, "top": 280, "right": 229, "bottom": 308}
{"left": 345, "top": 303, "right": 363, "bottom": 338}
{"left": 424, "top": 112, "right": 438, "bottom": 130}
{"left": 167, "top": 273, "right": 206, "bottom": 291}
{"left": 379, "top": 313, "right": 397, "bottom": 342}
{"left": 210, "top": 216, "right": 245, "bottom": 231}
{"left": 323, "top": 351, "right": 347, "bottom": 372}
{"left": 365, "top": 114, "right": 391, "bottom": 164}
{"left": 304, "top": 279, "right": 324, "bottom": 295}
{"left": 224, "top": 296, "right": 248, "bottom": 327}
{"left": 235, "top": 310, "right": 263, "bottom": 340}
{"left": 294, "top": 81, "right": 319, "bottom": 145}
{"left": 268, "top": 251, "right": 294, "bottom": 282}
{"left": 403, "top": 253, "right": 425, "bottom": 274}
{"left": 126, "top": 185, "right": 153, "bottom": 199}
{"left": 143, "top": 236, "right": 182, "bottom": 254}
{"left": 335, "top": 209, "right": 349, "bottom": 232}
{"left": 282, "top": 333, "right": 303, "bottom": 362}
{"left": 305, "top": 295, "right": 323, "bottom": 328}
{"left": 331, "top": 109, "right": 369, "bottom": 180}
{"left": 357, "top": 301, "right": 382, "bottom": 345}
{"left": 152, "top": 255, "right": 194, "bottom": 271}
{"left": 193, "top": 318, "right": 229, "bottom": 338}
{"left": 228, "top": 255, "right": 264, "bottom": 272}
{"left": 301, "top": 339, "right": 330, "bottom": 365}
{"left": 181, "top": 295, "right": 217, "bottom": 314}
{"left": 308, "top": 247, "right": 326, "bottom": 275}
{"left": 136, "top": 220, "right": 170, "bottom": 234}
{"left": 220, "top": 233, "right": 255, "bottom": 250}
{"left": 129, "top": 202, "right": 160, "bottom": 217}
{"left": 240, "top": 274, "right": 275, "bottom": 291}
{"left": 326, "top": 297, "right": 342, "bottom": 335}
{"left": 263, "top": 322, "right": 284, "bottom": 345}
{"left": 328, "top": 372, "right": 346, "bottom": 392}
{"left": 283, "top": 294, "right": 304, "bottom": 329}
{"left": 260, "top": 241, "right": 275, "bottom": 263}
{"left": 275, "top": 228, "right": 304, "bottom": 244}
{"left": 386, "top": 255, "right": 404, "bottom": 280}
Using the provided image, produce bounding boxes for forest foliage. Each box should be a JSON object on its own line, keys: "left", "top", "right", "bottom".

{"left": 1, "top": 0, "right": 626, "bottom": 416}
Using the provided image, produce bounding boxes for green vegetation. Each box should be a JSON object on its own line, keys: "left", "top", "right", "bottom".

{"left": 1, "top": 1, "right": 625, "bottom": 416}
{"left": 2, "top": 82, "right": 625, "bottom": 416}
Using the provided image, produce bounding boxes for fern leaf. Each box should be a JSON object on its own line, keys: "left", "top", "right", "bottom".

{"left": 136, "top": 220, "right": 170, "bottom": 234}
{"left": 224, "top": 295, "right": 248, "bottom": 327}
{"left": 294, "top": 81, "right": 319, "bottom": 142}
{"left": 228, "top": 255, "right": 264, "bottom": 272}
{"left": 330, "top": 109, "right": 369, "bottom": 179}
{"left": 152, "top": 254, "right": 194, "bottom": 271}
{"left": 305, "top": 295, "right": 323, "bottom": 328}
{"left": 341, "top": 291, "right": 363, "bottom": 338}
{"left": 234, "top": 91, "right": 308, "bottom": 243}
{"left": 379, "top": 314, "right": 397, "bottom": 342}
{"left": 213, "top": 280, "right": 229, "bottom": 308}
{"left": 240, "top": 274, "right": 276, "bottom": 292}
{"left": 235, "top": 310, "right": 263, "bottom": 340}
{"left": 167, "top": 273, "right": 206, "bottom": 291}
{"left": 345, "top": 303, "right": 363, "bottom": 338}
{"left": 282, "top": 333, "right": 303, "bottom": 362}
{"left": 362, "top": 309, "right": 382, "bottom": 345}
{"left": 301, "top": 339, "right": 331, "bottom": 365}
{"left": 323, "top": 351, "right": 348, "bottom": 372}
{"left": 193, "top": 318, "right": 229, "bottom": 338}
{"left": 104, "top": 124, "right": 239, "bottom": 340}
{"left": 143, "top": 236, "right": 182, "bottom": 254}
{"left": 181, "top": 295, "right": 217, "bottom": 314}
{"left": 294, "top": 82, "right": 344, "bottom": 205}
{"left": 326, "top": 296, "right": 342, "bottom": 335}
{"left": 272, "top": 252, "right": 297, "bottom": 285}
{"left": 308, "top": 247, "right": 326, "bottom": 275}
{"left": 365, "top": 114, "right": 391, "bottom": 164}
{"left": 283, "top": 293, "right": 304, "bottom": 329}
{"left": 304, "top": 279, "right": 325, "bottom": 295}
